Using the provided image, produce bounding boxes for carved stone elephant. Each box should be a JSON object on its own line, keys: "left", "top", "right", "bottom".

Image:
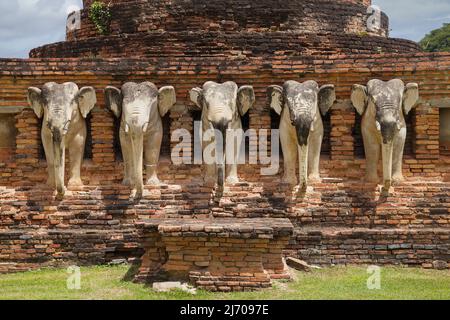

{"left": 105, "top": 82, "right": 176, "bottom": 198}
{"left": 351, "top": 79, "right": 419, "bottom": 189}
{"left": 189, "top": 81, "right": 255, "bottom": 186}
{"left": 27, "top": 82, "right": 97, "bottom": 196}
{"left": 267, "top": 80, "right": 336, "bottom": 189}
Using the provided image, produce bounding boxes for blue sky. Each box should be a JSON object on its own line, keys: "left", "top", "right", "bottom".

{"left": 374, "top": 0, "right": 450, "bottom": 41}
{"left": 0, "top": 0, "right": 448, "bottom": 58}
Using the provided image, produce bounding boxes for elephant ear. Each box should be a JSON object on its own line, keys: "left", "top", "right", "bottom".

{"left": 27, "top": 87, "right": 44, "bottom": 118}
{"left": 158, "top": 86, "right": 176, "bottom": 117}
{"left": 105, "top": 86, "right": 122, "bottom": 118}
{"left": 267, "top": 85, "right": 283, "bottom": 115}
{"left": 351, "top": 84, "right": 368, "bottom": 116}
{"left": 237, "top": 85, "right": 255, "bottom": 116}
{"left": 77, "top": 87, "right": 97, "bottom": 118}
{"left": 189, "top": 87, "right": 203, "bottom": 110}
{"left": 403, "top": 83, "right": 419, "bottom": 115}
{"left": 318, "top": 84, "right": 336, "bottom": 116}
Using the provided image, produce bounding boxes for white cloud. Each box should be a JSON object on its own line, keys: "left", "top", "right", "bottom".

{"left": 374, "top": 0, "right": 450, "bottom": 41}
{"left": 0, "top": 0, "right": 82, "bottom": 58}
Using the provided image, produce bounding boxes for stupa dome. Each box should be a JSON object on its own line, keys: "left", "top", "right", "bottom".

{"left": 30, "top": 0, "right": 420, "bottom": 58}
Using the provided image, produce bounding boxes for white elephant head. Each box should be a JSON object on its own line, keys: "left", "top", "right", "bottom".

{"left": 27, "top": 82, "right": 96, "bottom": 196}
{"left": 351, "top": 79, "right": 419, "bottom": 188}
{"left": 105, "top": 82, "right": 176, "bottom": 197}
{"left": 268, "top": 80, "right": 335, "bottom": 188}
{"left": 269, "top": 80, "right": 335, "bottom": 145}
{"left": 189, "top": 81, "right": 255, "bottom": 186}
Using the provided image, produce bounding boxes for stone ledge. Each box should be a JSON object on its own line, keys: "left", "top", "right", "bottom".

{"left": 137, "top": 218, "right": 294, "bottom": 239}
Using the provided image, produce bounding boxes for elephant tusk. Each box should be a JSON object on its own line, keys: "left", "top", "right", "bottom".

{"left": 63, "top": 120, "right": 71, "bottom": 134}
{"left": 376, "top": 121, "right": 381, "bottom": 132}
{"left": 142, "top": 122, "right": 149, "bottom": 133}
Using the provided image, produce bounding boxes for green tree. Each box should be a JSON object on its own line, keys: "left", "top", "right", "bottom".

{"left": 419, "top": 23, "right": 450, "bottom": 52}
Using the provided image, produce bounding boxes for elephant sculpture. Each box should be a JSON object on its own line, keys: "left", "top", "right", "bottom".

{"left": 351, "top": 79, "right": 419, "bottom": 189}
{"left": 267, "top": 80, "right": 336, "bottom": 189}
{"left": 189, "top": 81, "right": 255, "bottom": 186}
{"left": 27, "top": 82, "right": 97, "bottom": 196}
{"left": 105, "top": 82, "right": 176, "bottom": 198}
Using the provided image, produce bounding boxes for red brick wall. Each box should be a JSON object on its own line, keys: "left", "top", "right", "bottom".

{"left": 0, "top": 52, "right": 449, "bottom": 271}
{"left": 2, "top": 53, "right": 448, "bottom": 181}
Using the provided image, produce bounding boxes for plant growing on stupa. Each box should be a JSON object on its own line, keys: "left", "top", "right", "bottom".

{"left": 89, "top": 1, "right": 111, "bottom": 35}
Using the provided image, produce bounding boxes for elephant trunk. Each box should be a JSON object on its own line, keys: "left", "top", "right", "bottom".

{"left": 294, "top": 116, "right": 313, "bottom": 147}
{"left": 52, "top": 137, "right": 66, "bottom": 196}
{"left": 214, "top": 126, "right": 227, "bottom": 187}
{"left": 294, "top": 117, "right": 312, "bottom": 190}
{"left": 298, "top": 144, "right": 309, "bottom": 190}
{"left": 379, "top": 120, "right": 398, "bottom": 144}
{"left": 377, "top": 103, "right": 400, "bottom": 145}
{"left": 381, "top": 142, "right": 394, "bottom": 190}
{"left": 377, "top": 111, "right": 398, "bottom": 190}
{"left": 130, "top": 133, "right": 144, "bottom": 198}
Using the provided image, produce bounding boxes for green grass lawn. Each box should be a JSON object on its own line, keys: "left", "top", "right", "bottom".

{"left": 0, "top": 265, "right": 449, "bottom": 300}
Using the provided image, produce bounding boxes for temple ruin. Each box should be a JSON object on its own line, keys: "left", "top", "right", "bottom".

{"left": 0, "top": 0, "right": 448, "bottom": 291}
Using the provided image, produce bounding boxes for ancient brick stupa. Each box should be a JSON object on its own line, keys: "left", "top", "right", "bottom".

{"left": 33, "top": 0, "right": 420, "bottom": 59}
{"left": 0, "top": 0, "right": 448, "bottom": 288}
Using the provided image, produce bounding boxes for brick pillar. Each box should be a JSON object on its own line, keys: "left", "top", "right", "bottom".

{"left": 330, "top": 100, "right": 355, "bottom": 160}
{"left": 14, "top": 109, "right": 40, "bottom": 184}
{"left": 249, "top": 106, "right": 269, "bottom": 164}
{"left": 414, "top": 103, "right": 440, "bottom": 160}
{"left": 90, "top": 105, "right": 115, "bottom": 167}
{"left": 170, "top": 104, "right": 193, "bottom": 164}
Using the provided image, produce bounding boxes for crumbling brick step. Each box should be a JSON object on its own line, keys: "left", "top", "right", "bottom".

{"left": 0, "top": 228, "right": 142, "bottom": 273}
{"left": 289, "top": 227, "right": 450, "bottom": 269}
{"left": 134, "top": 218, "right": 294, "bottom": 291}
